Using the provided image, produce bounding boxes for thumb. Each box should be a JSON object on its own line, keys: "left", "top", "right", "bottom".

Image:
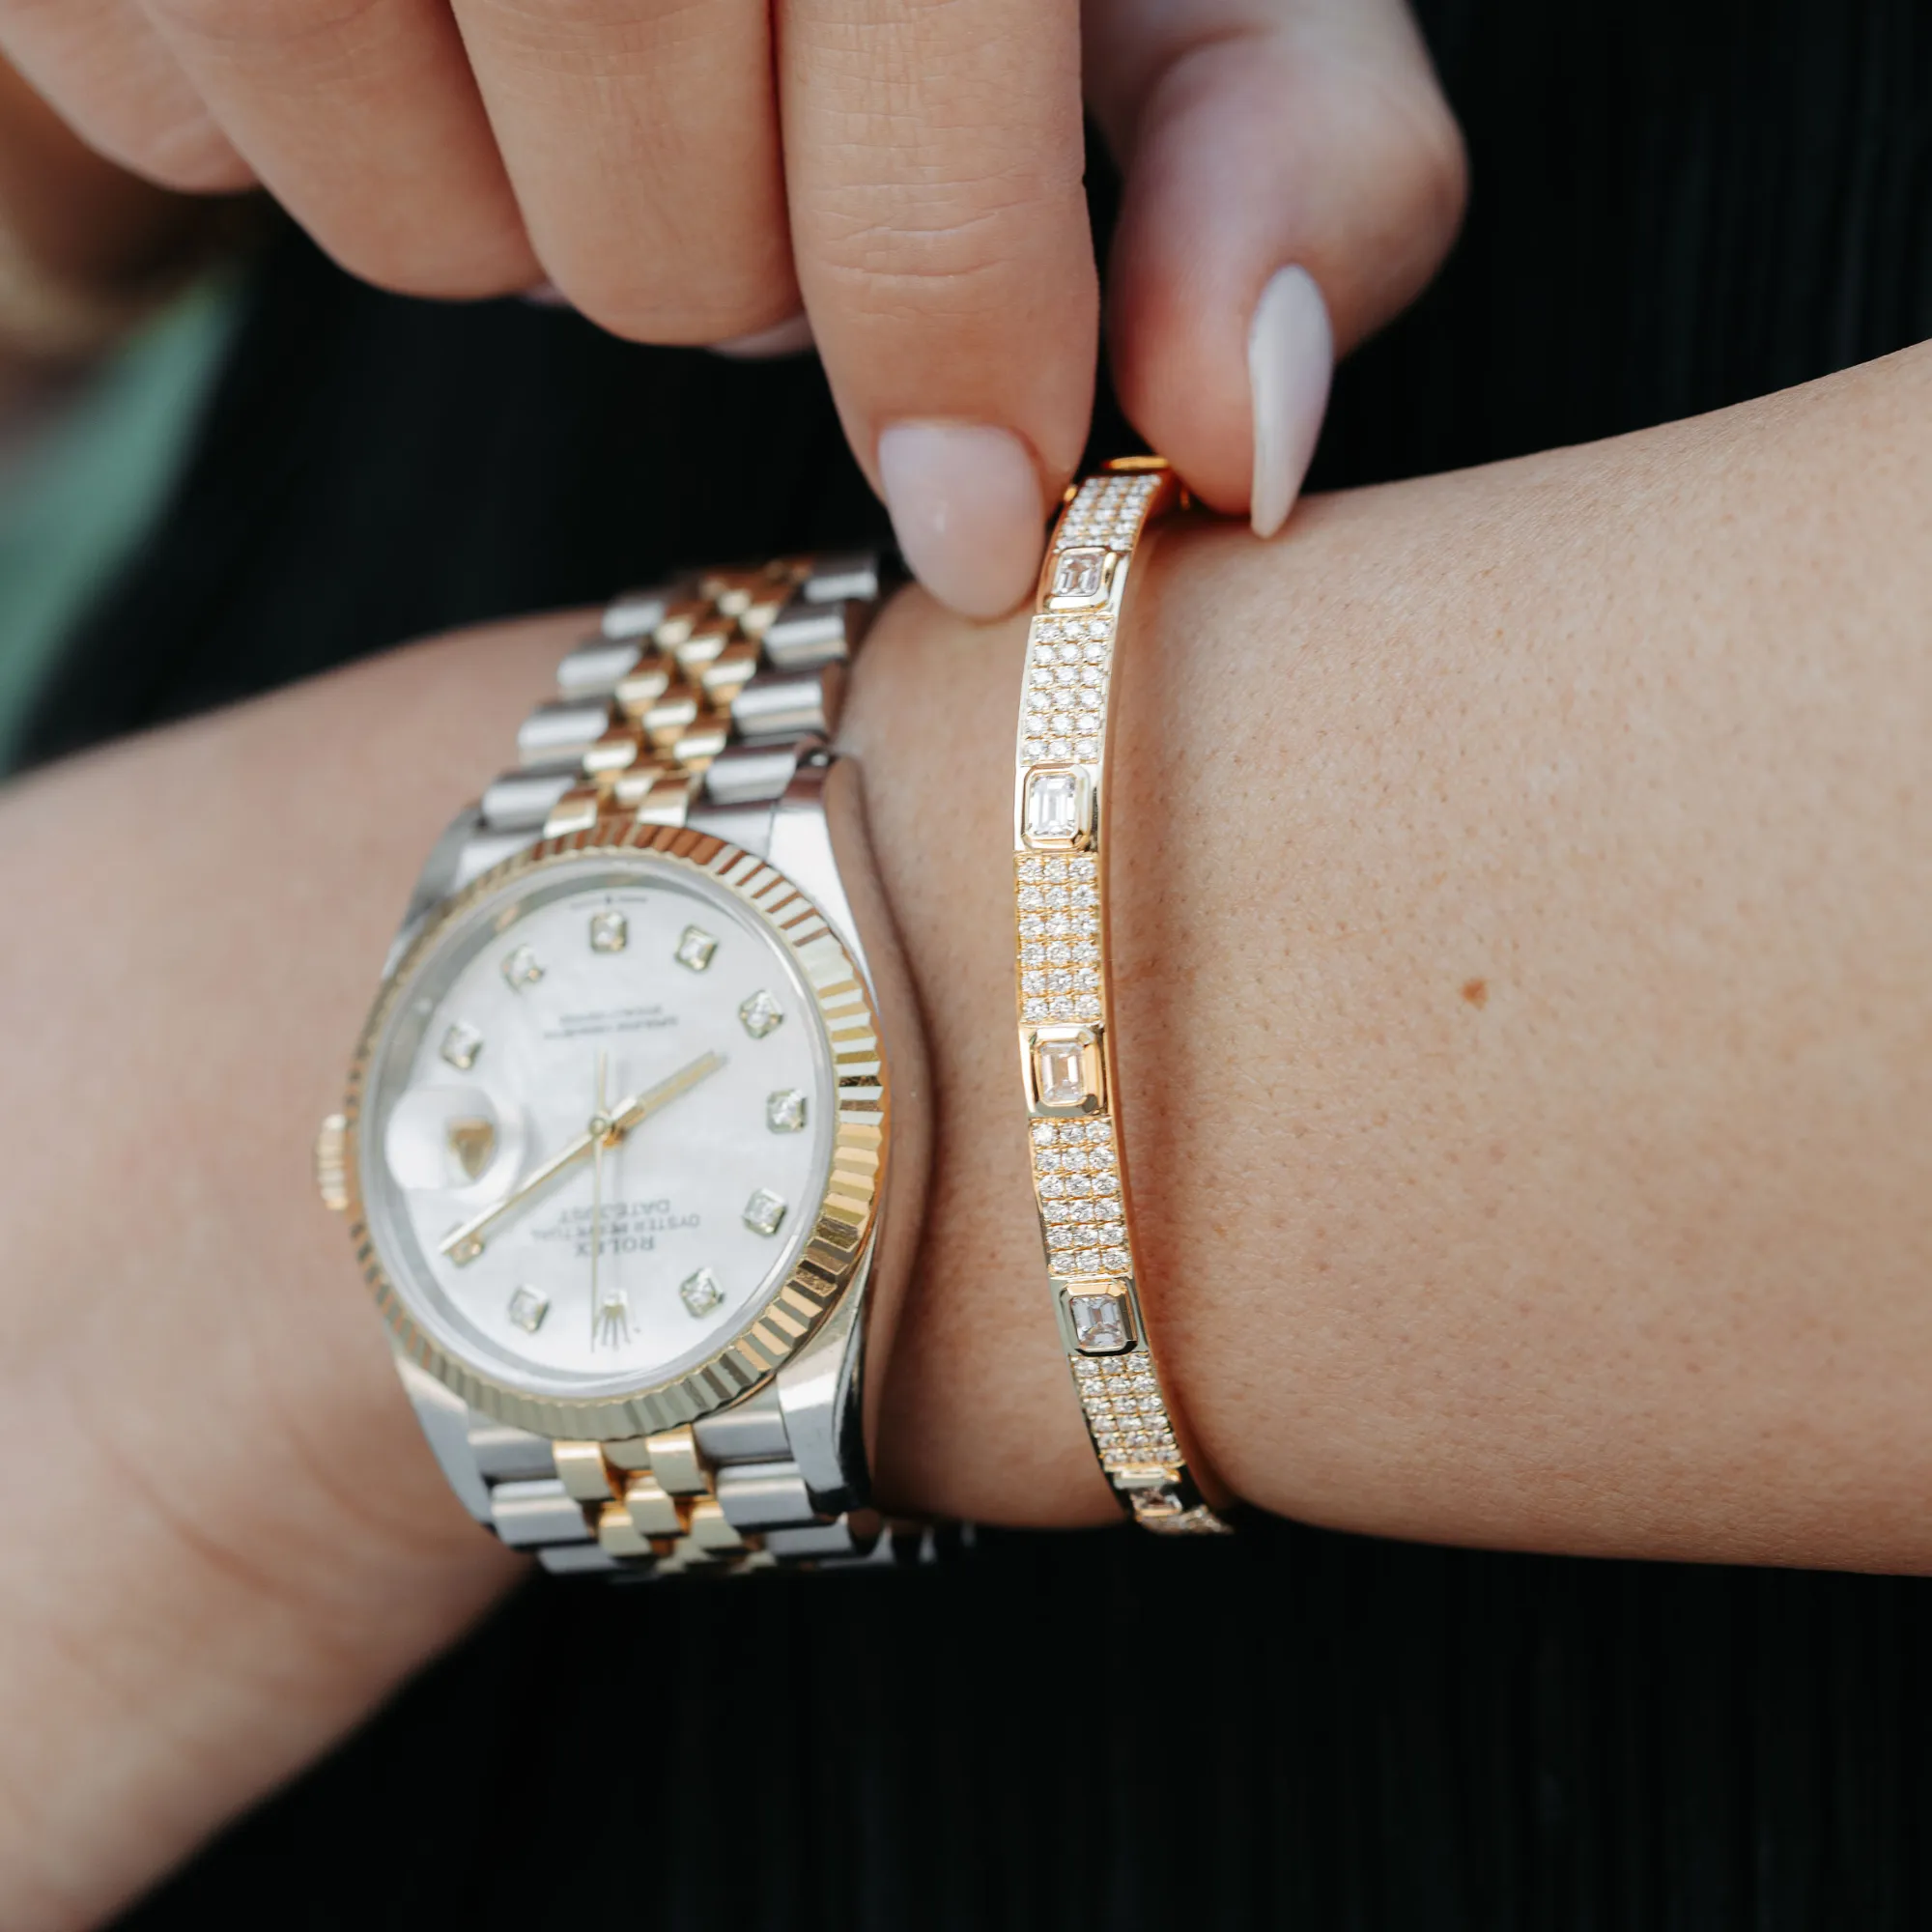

{"left": 1088, "top": 0, "right": 1466, "bottom": 532}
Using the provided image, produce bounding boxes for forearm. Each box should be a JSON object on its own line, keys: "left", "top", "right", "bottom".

{"left": 0, "top": 625, "right": 555, "bottom": 1928}
{"left": 854, "top": 342, "right": 1932, "bottom": 1564}
{"left": 2, "top": 345, "right": 1930, "bottom": 1923}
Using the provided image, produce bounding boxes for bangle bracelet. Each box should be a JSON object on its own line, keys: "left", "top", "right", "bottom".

{"left": 1010, "top": 457, "right": 1235, "bottom": 1535}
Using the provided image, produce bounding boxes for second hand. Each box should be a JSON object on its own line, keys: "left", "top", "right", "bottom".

{"left": 589, "top": 1047, "right": 608, "bottom": 1348}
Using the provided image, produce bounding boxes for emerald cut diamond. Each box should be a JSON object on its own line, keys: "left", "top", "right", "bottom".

{"left": 1023, "top": 768, "right": 1088, "bottom": 844}
{"left": 1051, "top": 549, "right": 1109, "bottom": 603}
{"left": 1033, "top": 1032, "right": 1091, "bottom": 1110}
{"left": 1068, "top": 1293, "right": 1132, "bottom": 1353}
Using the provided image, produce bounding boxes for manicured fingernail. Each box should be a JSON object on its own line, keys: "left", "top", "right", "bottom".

{"left": 709, "top": 313, "right": 816, "bottom": 360}
{"left": 521, "top": 280, "right": 570, "bottom": 308}
{"left": 1247, "top": 265, "right": 1334, "bottom": 540}
{"left": 877, "top": 422, "right": 1044, "bottom": 620}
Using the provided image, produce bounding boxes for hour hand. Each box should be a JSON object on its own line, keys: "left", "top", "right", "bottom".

{"left": 438, "top": 1123, "right": 591, "bottom": 1264}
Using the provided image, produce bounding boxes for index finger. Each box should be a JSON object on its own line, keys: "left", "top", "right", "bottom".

{"left": 780, "top": 0, "right": 1094, "bottom": 618}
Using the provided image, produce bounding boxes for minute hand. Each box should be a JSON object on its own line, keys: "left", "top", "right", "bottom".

{"left": 603, "top": 1048, "right": 726, "bottom": 1137}
{"left": 438, "top": 1049, "right": 726, "bottom": 1261}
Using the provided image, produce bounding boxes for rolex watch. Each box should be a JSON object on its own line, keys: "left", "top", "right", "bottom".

{"left": 315, "top": 553, "right": 930, "bottom": 1576}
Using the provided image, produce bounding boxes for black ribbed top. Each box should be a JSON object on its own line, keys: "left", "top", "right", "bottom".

{"left": 90, "top": 1, "right": 1932, "bottom": 1923}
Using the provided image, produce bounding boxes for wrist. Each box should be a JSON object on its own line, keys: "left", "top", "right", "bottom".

{"left": 847, "top": 372, "right": 1932, "bottom": 1568}
{"left": 845, "top": 516, "right": 1311, "bottom": 1529}
{"left": 843, "top": 561, "right": 1228, "bottom": 1527}
{"left": 0, "top": 621, "right": 567, "bottom": 1929}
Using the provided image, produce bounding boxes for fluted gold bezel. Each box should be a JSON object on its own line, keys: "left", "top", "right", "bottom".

{"left": 338, "top": 817, "right": 888, "bottom": 1441}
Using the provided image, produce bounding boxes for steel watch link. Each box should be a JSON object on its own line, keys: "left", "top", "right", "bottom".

{"left": 316, "top": 553, "right": 933, "bottom": 1576}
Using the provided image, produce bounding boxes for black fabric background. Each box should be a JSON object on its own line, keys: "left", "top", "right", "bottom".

{"left": 40, "top": 0, "right": 1929, "bottom": 1921}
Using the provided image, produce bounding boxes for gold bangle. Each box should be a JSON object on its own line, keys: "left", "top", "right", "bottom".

{"left": 1010, "top": 457, "right": 1235, "bottom": 1534}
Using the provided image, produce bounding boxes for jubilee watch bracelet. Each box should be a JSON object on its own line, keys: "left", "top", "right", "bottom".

{"left": 1014, "top": 459, "right": 1236, "bottom": 1534}
{"left": 317, "top": 552, "right": 942, "bottom": 1577}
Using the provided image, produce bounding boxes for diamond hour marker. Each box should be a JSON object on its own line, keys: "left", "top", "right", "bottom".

{"left": 675, "top": 925, "right": 717, "bottom": 973}
{"left": 742, "top": 1188, "right": 787, "bottom": 1237}
{"left": 766, "top": 1089, "right": 808, "bottom": 1134}
{"left": 680, "top": 1267, "right": 724, "bottom": 1319}
{"left": 589, "top": 910, "right": 628, "bottom": 952}
{"left": 500, "top": 946, "right": 544, "bottom": 991}
{"left": 507, "top": 1286, "right": 549, "bottom": 1333}
{"left": 739, "top": 990, "right": 783, "bottom": 1038}
{"left": 439, "top": 1021, "right": 482, "bottom": 1070}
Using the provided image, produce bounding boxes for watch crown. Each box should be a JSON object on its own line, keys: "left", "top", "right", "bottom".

{"left": 314, "top": 1113, "right": 351, "bottom": 1213}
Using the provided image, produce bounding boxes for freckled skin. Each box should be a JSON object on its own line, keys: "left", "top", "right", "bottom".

{"left": 847, "top": 347, "right": 1932, "bottom": 1555}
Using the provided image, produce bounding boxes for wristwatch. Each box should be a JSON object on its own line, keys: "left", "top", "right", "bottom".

{"left": 314, "top": 552, "right": 931, "bottom": 1577}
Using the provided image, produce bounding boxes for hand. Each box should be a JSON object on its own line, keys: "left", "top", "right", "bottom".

{"left": 0, "top": 0, "right": 1464, "bottom": 612}
{"left": 436, "top": 1046, "right": 724, "bottom": 1262}
{"left": 0, "top": 51, "right": 224, "bottom": 372}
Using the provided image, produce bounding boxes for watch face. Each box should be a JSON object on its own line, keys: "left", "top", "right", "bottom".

{"left": 357, "top": 849, "right": 840, "bottom": 1403}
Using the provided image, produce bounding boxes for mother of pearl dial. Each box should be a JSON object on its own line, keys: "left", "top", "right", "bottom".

{"left": 360, "top": 855, "right": 837, "bottom": 1400}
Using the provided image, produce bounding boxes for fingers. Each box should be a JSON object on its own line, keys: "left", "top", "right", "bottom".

{"left": 708, "top": 312, "right": 816, "bottom": 360}
{"left": 5, "top": 0, "right": 1463, "bottom": 581}
{"left": 1090, "top": 0, "right": 1467, "bottom": 529}
{"left": 132, "top": 0, "right": 534, "bottom": 297}
{"left": 5, "top": 0, "right": 806, "bottom": 340}
{"left": 781, "top": 0, "right": 1094, "bottom": 619}
{"left": 448, "top": 0, "right": 796, "bottom": 342}
{"left": 0, "top": 0, "right": 248, "bottom": 189}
